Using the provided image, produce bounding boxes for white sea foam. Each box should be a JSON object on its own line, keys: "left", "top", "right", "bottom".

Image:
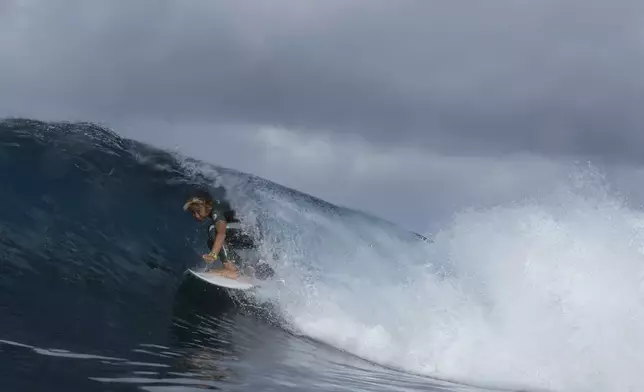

{"left": 205, "top": 164, "right": 644, "bottom": 392}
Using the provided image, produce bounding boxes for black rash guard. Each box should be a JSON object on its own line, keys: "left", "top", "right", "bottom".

{"left": 205, "top": 200, "right": 255, "bottom": 265}
{"left": 206, "top": 201, "right": 232, "bottom": 263}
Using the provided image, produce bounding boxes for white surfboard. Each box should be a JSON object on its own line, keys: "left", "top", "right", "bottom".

{"left": 187, "top": 269, "right": 257, "bottom": 290}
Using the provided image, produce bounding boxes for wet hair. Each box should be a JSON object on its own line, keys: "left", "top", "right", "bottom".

{"left": 185, "top": 187, "right": 237, "bottom": 221}
{"left": 189, "top": 188, "right": 213, "bottom": 204}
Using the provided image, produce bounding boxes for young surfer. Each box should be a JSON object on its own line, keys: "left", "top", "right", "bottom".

{"left": 183, "top": 190, "right": 241, "bottom": 279}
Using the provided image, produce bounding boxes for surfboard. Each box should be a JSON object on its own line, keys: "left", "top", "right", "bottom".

{"left": 186, "top": 269, "right": 257, "bottom": 290}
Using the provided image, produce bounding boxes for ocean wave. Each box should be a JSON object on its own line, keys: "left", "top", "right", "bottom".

{"left": 2, "top": 118, "right": 643, "bottom": 392}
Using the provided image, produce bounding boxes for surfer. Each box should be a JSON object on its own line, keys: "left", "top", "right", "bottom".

{"left": 183, "top": 190, "right": 242, "bottom": 279}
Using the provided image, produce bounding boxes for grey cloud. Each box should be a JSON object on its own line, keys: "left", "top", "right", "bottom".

{"left": 3, "top": 0, "right": 644, "bottom": 163}
{"left": 118, "top": 121, "right": 578, "bottom": 232}
{"left": 4, "top": 0, "right": 644, "bottom": 235}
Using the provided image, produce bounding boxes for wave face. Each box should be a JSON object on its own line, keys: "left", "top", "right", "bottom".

{"left": 2, "top": 119, "right": 644, "bottom": 392}
{"left": 0, "top": 119, "right": 210, "bottom": 353}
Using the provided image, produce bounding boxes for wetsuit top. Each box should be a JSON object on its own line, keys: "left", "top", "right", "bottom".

{"left": 206, "top": 200, "right": 233, "bottom": 262}
{"left": 206, "top": 200, "right": 255, "bottom": 263}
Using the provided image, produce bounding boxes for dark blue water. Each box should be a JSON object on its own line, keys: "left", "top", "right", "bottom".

{"left": 0, "top": 119, "right": 500, "bottom": 392}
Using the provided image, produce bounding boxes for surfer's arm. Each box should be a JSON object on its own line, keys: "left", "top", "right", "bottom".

{"left": 209, "top": 220, "right": 227, "bottom": 257}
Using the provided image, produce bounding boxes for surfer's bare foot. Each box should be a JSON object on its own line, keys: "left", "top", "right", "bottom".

{"left": 216, "top": 269, "right": 238, "bottom": 279}
{"left": 223, "top": 261, "right": 237, "bottom": 271}
{"left": 221, "top": 261, "right": 239, "bottom": 277}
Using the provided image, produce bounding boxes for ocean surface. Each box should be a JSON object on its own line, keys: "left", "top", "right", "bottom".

{"left": 2, "top": 119, "right": 644, "bottom": 392}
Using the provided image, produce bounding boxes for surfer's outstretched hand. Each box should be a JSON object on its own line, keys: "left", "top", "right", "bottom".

{"left": 202, "top": 253, "right": 217, "bottom": 263}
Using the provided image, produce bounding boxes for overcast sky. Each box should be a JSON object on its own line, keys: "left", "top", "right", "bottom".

{"left": 2, "top": 0, "right": 644, "bottom": 232}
